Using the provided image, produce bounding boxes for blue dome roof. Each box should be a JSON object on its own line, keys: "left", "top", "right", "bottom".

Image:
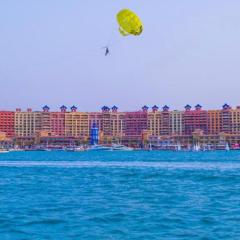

{"left": 222, "top": 103, "right": 230, "bottom": 109}
{"left": 102, "top": 106, "right": 110, "bottom": 111}
{"left": 42, "top": 105, "right": 50, "bottom": 110}
{"left": 195, "top": 104, "right": 202, "bottom": 109}
{"left": 112, "top": 105, "right": 118, "bottom": 109}
{"left": 60, "top": 105, "right": 67, "bottom": 109}
{"left": 163, "top": 105, "right": 169, "bottom": 110}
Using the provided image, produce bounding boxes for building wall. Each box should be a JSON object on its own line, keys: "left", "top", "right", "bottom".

{"left": 0, "top": 111, "right": 15, "bottom": 138}
{"left": 220, "top": 109, "right": 232, "bottom": 133}
{"left": 231, "top": 109, "right": 240, "bottom": 134}
{"left": 183, "top": 110, "right": 208, "bottom": 135}
{"left": 208, "top": 110, "right": 221, "bottom": 134}
{"left": 65, "top": 112, "right": 89, "bottom": 138}
{"left": 147, "top": 111, "right": 161, "bottom": 136}
{"left": 124, "top": 111, "right": 148, "bottom": 138}
{"left": 15, "top": 111, "right": 41, "bottom": 137}
{"left": 101, "top": 112, "right": 111, "bottom": 136}
{"left": 160, "top": 110, "right": 171, "bottom": 135}
{"left": 170, "top": 111, "right": 183, "bottom": 135}
{"left": 109, "top": 112, "right": 125, "bottom": 138}
{"left": 89, "top": 113, "right": 102, "bottom": 132}
{"left": 40, "top": 112, "right": 51, "bottom": 132}
{"left": 50, "top": 112, "right": 66, "bottom": 137}
{"left": 88, "top": 111, "right": 125, "bottom": 141}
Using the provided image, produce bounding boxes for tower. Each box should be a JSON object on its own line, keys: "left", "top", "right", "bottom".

{"left": 90, "top": 122, "right": 99, "bottom": 145}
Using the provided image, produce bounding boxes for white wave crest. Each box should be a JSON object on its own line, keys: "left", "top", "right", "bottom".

{"left": 0, "top": 161, "right": 239, "bottom": 170}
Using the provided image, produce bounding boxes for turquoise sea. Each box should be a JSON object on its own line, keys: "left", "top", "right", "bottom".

{"left": 0, "top": 151, "right": 240, "bottom": 240}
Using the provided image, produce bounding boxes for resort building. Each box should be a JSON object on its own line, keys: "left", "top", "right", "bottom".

{"left": 101, "top": 106, "right": 112, "bottom": 137}
{"left": 0, "top": 111, "right": 15, "bottom": 138}
{"left": 147, "top": 105, "right": 161, "bottom": 137}
{"left": 89, "top": 106, "right": 123, "bottom": 138}
{"left": 231, "top": 106, "right": 240, "bottom": 134}
{"left": 41, "top": 105, "right": 51, "bottom": 132}
{"left": 183, "top": 104, "right": 208, "bottom": 135}
{"left": 220, "top": 104, "right": 232, "bottom": 134}
{"left": 65, "top": 106, "right": 89, "bottom": 139}
{"left": 108, "top": 106, "right": 125, "bottom": 138}
{"left": 14, "top": 108, "right": 41, "bottom": 137}
{"left": 160, "top": 105, "right": 171, "bottom": 136}
{"left": 124, "top": 106, "right": 148, "bottom": 140}
{"left": 1, "top": 103, "right": 240, "bottom": 147}
{"left": 170, "top": 110, "right": 183, "bottom": 135}
{"left": 208, "top": 110, "right": 221, "bottom": 134}
{"left": 50, "top": 106, "right": 66, "bottom": 137}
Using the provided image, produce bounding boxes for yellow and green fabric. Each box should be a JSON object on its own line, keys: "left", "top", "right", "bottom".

{"left": 116, "top": 9, "right": 143, "bottom": 36}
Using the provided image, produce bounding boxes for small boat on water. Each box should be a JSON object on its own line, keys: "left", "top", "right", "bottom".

{"left": 65, "top": 146, "right": 85, "bottom": 152}
{"left": 193, "top": 143, "right": 201, "bottom": 152}
{"left": 148, "top": 143, "right": 152, "bottom": 151}
{"left": 111, "top": 144, "right": 134, "bottom": 151}
{"left": 225, "top": 143, "right": 230, "bottom": 151}
{"left": 8, "top": 148, "right": 24, "bottom": 152}
{"left": 74, "top": 146, "right": 85, "bottom": 152}
{"left": 176, "top": 142, "right": 181, "bottom": 151}
{"left": 0, "top": 150, "right": 9, "bottom": 153}
{"left": 87, "top": 145, "right": 112, "bottom": 151}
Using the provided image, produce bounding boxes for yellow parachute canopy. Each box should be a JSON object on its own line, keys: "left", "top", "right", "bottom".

{"left": 116, "top": 9, "right": 143, "bottom": 36}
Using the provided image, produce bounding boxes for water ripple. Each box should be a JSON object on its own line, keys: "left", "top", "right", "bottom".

{"left": 1, "top": 151, "right": 240, "bottom": 239}
{"left": 0, "top": 160, "right": 240, "bottom": 170}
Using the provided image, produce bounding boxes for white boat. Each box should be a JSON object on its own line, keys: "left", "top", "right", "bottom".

{"left": 149, "top": 143, "right": 152, "bottom": 151}
{"left": 111, "top": 144, "right": 134, "bottom": 151}
{"left": 66, "top": 146, "right": 85, "bottom": 152}
{"left": 87, "top": 145, "right": 112, "bottom": 151}
{"left": 176, "top": 142, "right": 181, "bottom": 151}
{"left": 193, "top": 143, "right": 201, "bottom": 152}
{"left": 8, "top": 148, "right": 24, "bottom": 152}
{"left": 0, "top": 150, "right": 9, "bottom": 153}
{"left": 74, "top": 146, "right": 85, "bottom": 152}
{"left": 225, "top": 143, "right": 230, "bottom": 151}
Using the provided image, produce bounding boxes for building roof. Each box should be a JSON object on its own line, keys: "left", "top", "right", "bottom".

{"left": 71, "top": 105, "right": 77, "bottom": 110}
{"left": 42, "top": 105, "right": 50, "bottom": 110}
{"left": 195, "top": 104, "right": 202, "bottom": 109}
{"left": 163, "top": 105, "right": 170, "bottom": 110}
{"left": 185, "top": 104, "right": 191, "bottom": 109}
{"left": 101, "top": 106, "right": 110, "bottom": 111}
{"left": 152, "top": 105, "right": 159, "bottom": 110}
{"left": 222, "top": 103, "right": 230, "bottom": 109}
{"left": 60, "top": 105, "right": 67, "bottom": 109}
{"left": 142, "top": 105, "right": 149, "bottom": 110}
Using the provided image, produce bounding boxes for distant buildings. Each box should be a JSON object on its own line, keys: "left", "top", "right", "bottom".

{"left": 0, "top": 111, "right": 14, "bottom": 137}
{"left": 1, "top": 104, "right": 240, "bottom": 146}
{"left": 183, "top": 104, "right": 208, "bottom": 135}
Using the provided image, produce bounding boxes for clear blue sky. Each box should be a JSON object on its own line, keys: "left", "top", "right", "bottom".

{"left": 0, "top": 0, "right": 240, "bottom": 111}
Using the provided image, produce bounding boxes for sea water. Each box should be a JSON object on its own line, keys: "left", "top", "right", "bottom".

{"left": 0, "top": 151, "right": 240, "bottom": 240}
